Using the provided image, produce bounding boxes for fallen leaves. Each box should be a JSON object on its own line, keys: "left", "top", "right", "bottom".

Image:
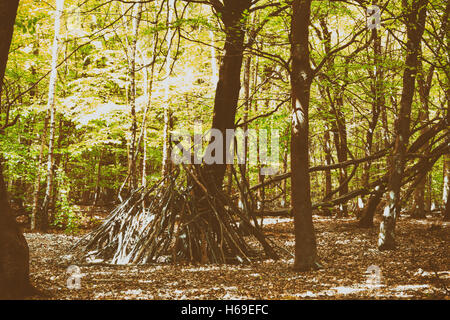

{"left": 26, "top": 215, "right": 449, "bottom": 299}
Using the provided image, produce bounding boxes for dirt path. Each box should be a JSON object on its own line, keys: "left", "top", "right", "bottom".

{"left": 26, "top": 216, "right": 449, "bottom": 299}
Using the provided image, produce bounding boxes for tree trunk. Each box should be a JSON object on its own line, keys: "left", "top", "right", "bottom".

{"left": 290, "top": 0, "right": 318, "bottom": 271}
{"left": 440, "top": 1, "right": 449, "bottom": 221}
{"left": 443, "top": 154, "right": 449, "bottom": 220}
{"left": 0, "top": 0, "right": 18, "bottom": 83}
{"left": 378, "top": 0, "right": 428, "bottom": 250}
{"left": 317, "top": 18, "right": 333, "bottom": 215}
{"left": 0, "top": 0, "right": 36, "bottom": 299}
{"left": 141, "top": 53, "right": 155, "bottom": 188}
{"left": 444, "top": 82, "right": 450, "bottom": 221}
{"left": 411, "top": 63, "right": 433, "bottom": 219}
{"left": 323, "top": 126, "right": 332, "bottom": 197}
{"left": 358, "top": 186, "right": 384, "bottom": 228}
{"left": 41, "top": 0, "right": 65, "bottom": 231}
{"left": 203, "top": 0, "right": 252, "bottom": 188}
{"left": 332, "top": 109, "right": 348, "bottom": 217}
{"left": 162, "top": 0, "right": 175, "bottom": 176}
{"left": 93, "top": 151, "right": 103, "bottom": 206}
{"left": 362, "top": 26, "right": 384, "bottom": 188}
{"left": 128, "top": 1, "right": 143, "bottom": 189}
{"left": 282, "top": 126, "right": 289, "bottom": 208}
{"left": 31, "top": 113, "right": 49, "bottom": 230}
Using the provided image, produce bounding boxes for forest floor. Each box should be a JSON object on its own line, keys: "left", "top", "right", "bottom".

{"left": 26, "top": 215, "right": 449, "bottom": 300}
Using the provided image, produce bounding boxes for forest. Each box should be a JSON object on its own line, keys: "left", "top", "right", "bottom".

{"left": 0, "top": 0, "right": 448, "bottom": 300}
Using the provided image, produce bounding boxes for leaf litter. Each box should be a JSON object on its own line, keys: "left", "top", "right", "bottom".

{"left": 26, "top": 216, "right": 449, "bottom": 299}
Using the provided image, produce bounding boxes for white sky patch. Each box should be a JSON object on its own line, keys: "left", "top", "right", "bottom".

{"left": 358, "top": 197, "right": 364, "bottom": 209}
{"left": 74, "top": 102, "right": 126, "bottom": 126}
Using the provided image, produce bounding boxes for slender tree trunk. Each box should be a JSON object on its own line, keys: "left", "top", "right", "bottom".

{"left": 140, "top": 15, "right": 158, "bottom": 188}
{"left": 317, "top": 17, "right": 333, "bottom": 214}
{"left": 444, "top": 154, "right": 450, "bottom": 220}
{"left": 378, "top": 0, "right": 428, "bottom": 250}
{"left": 332, "top": 107, "right": 348, "bottom": 217}
{"left": 363, "top": 26, "right": 384, "bottom": 188}
{"left": 141, "top": 60, "right": 155, "bottom": 188}
{"left": 49, "top": 117, "right": 64, "bottom": 223}
{"left": 31, "top": 113, "right": 49, "bottom": 230}
{"left": 282, "top": 126, "right": 289, "bottom": 208}
{"left": 162, "top": 0, "right": 175, "bottom": 176}
{"left": 321, "top": 126, "right": 333, "bottom": 216}
{"left": 128, "top": 1, "right": 143, "bottom": 189}
{"left": 41, "top": 0, "right": 65, "bottom": 231}
{"left": 242, "top": 54, "right": 251, "bottom": 173}
{"left": 442, "top": 1, "right": 450, "bottom": 221}
{"left": 411, "top": 64, "right": 433, "bottom": 218}
{"left": 359, "top": 22, "right": 385, "bottom": 225}
{"left": 443, "top": 79, "right": 450, "bottom": 221}
{"left": 209, "top": 16, "right": 218, "bottom": 87}
{"left": 94, "top": 150, "right": 103, "bottom": 206}
{"left": 290, "top": 0, "right": 318, "bottom": 271}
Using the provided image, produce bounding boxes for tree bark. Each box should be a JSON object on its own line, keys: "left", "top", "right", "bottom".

{"left": 411, "top": 63, "right": 433, "bottom": 218}
{"left": 444, "top": 87, "right": 450, "bottom": 221}
{"left": 0, "top": 0, "right": 18, "bottom": 83}
{"left": 31, "top": 113, "right": 49, "bottom": 230}
{"left": 41, "top": 0, "right": 65, "bottom": 231}
{"left": 362, "top": 26, "right": 384, "bottom": 188}
{"left": 0, "top": 0, "right": 36, "bottom": 299}
{"left": 203, "top": 0, "right": 252, "bottom": 188}
{"left": 162, "top": 0, "right": 175, "bottom": 176}
{"left": 128, "top": 1, "right": 143, "bottom": 189}
{"left": 440, "top": 1, "right": 450, "bottom": 221}
{"left": 290, "top": 0, "right": 318, "bottom": 271}
{"left": 332, "top": 103, "right": 348, "bottom": 217}
{"left": 378, "top": 0, "right": 428, "bottom": 250}
{"left": 323, "top": 126, "right": 332, "bottom": 198}
{"left": 358, "top": 186, "right": 384, "bottom": 228}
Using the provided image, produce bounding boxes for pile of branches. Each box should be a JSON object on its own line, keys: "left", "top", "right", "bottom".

{"left": 72, "top": 166, "right": 281, "bottom": 265}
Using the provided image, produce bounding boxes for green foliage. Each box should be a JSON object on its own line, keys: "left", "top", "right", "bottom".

{"left": 0, "top": 0, "right": 448, "bottom": 230}
{"left": 52, "top": 169, "right": 81, "bottom": 233}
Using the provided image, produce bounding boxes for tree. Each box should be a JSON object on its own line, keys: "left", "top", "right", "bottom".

{"left": 290, "top": 0, "right": 318, "bottom": 271}
{"left": 161, "top": 0, "right": 175, "bottom": 177}
{"left": 0, "top": 0, "right": 36, "bottom": 299}
{"left": 40, "top": 0, "right": 65, "bottom": 231}
{"left": 202, "top": 0, "right": 252, "bottom": 188}
{"left": 127, "top": 1, "right": 143, "bottom": 189}
{"left": 378, "top": 0, "right": 429, "bottom": 250}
